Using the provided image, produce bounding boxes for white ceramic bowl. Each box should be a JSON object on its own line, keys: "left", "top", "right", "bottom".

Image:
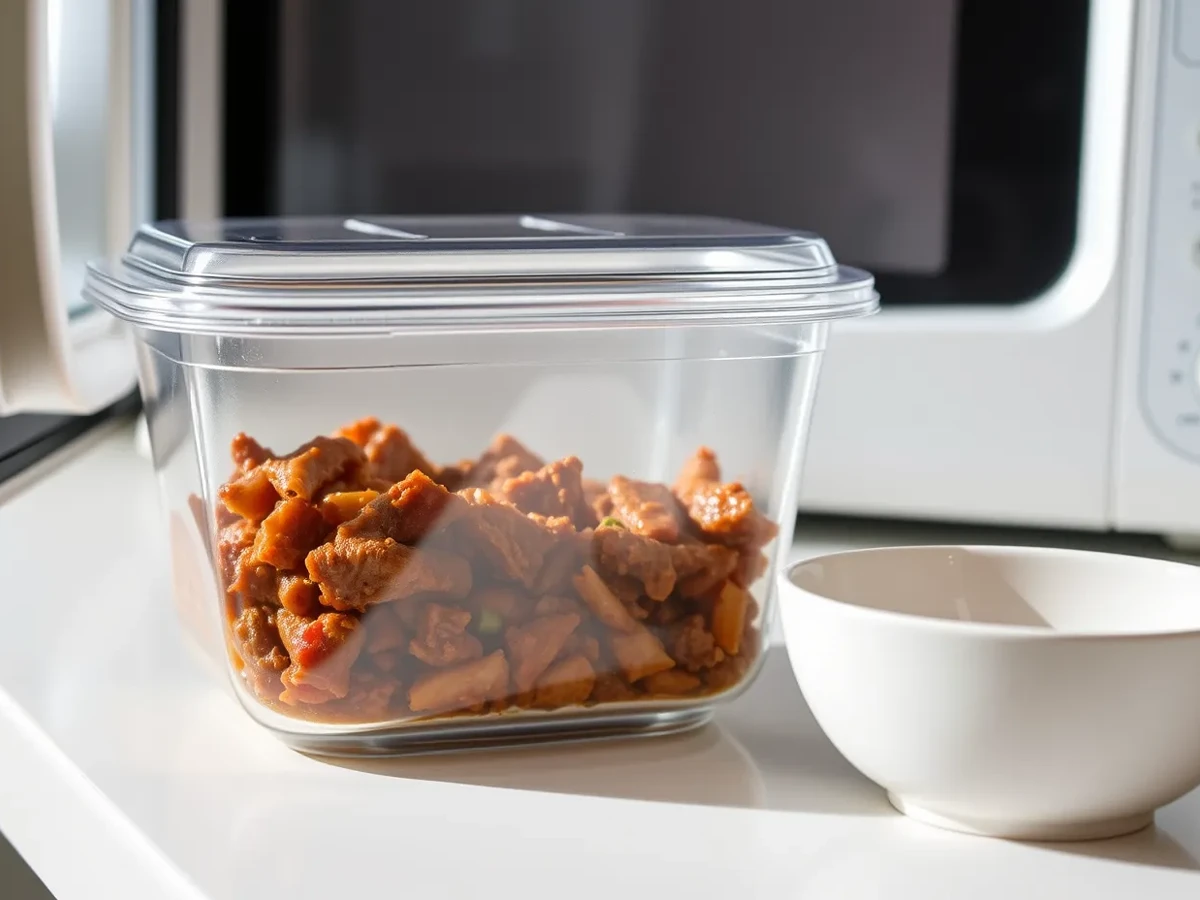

{"left": 780, "top": 545, "right": 1200, "bottom": 841}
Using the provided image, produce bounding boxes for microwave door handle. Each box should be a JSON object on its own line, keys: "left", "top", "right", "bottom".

{"left": 0, "top": 0, "right": 137, "bottom": 415}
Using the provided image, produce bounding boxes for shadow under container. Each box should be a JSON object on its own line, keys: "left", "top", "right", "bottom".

{"left": 85, "top": 214, "right": 877, "bottom": 755}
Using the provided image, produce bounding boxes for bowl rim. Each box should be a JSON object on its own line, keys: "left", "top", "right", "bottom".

{"left": 781, "top": 544, "right": 1200, "bottom": 641}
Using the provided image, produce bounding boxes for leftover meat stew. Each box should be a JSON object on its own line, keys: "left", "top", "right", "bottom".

{"left": 215, "top": 418, "right": 776, "bottom": 722}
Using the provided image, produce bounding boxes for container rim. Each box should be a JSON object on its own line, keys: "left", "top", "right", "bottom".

{"left": 783, "top": 546, "right": 1200, "bottom": 641}
{"left": 85, "top": 264, "right": 879, "bottom": 336}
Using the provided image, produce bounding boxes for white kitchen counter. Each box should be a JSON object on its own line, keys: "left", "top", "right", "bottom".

{"left": 1, "top": 420, "right": 1199, "bottom": 899}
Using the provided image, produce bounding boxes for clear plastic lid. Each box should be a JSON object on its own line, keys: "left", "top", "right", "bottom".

{"left": 85, "top": 214, "right": 878, "bottom": 335}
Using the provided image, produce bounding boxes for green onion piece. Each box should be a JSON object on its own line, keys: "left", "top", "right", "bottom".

{"left": 477, "top": 609, "right": 503, "bottom": 634}
{"left": 599, "top": 516, "right": 626, "bottom": 530}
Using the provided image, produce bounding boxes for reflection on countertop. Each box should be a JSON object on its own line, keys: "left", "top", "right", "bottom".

{"left": 322, "top": 644, "right": 1200, "bottom": 875}
{"left": 329, "top": 650, "right": 892, "bottom": 817}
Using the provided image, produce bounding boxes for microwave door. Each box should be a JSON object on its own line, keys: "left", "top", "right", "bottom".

{"left": 0, "top": 0, "right": 147, "bottom": 415}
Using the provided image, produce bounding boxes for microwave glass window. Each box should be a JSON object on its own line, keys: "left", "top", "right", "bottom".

{"left": 50, "top": 0, "right": 112, "bottom": 316}
{"left": 220, "top": 0, "right": 1088, "bottom": 306}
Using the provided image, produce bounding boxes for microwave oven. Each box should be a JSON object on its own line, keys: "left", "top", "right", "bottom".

{"left": 2, "top": 0, "right": 1197, "bottom": 539}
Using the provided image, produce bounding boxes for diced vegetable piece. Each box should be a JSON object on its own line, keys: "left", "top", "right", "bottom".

{"left": 643, "top": 669, "right": 701, "bottom": 695}
{"left": 532, "top": 654, "right": 596, "bottom": 709}
{"left": 472, "top": 585, "right": 532, "bottom": 623}
{"left": 711, "top": 580, "right": 749, "bottom": 655}
{"left": 505, "top": 614, "right": 581, "bottom": 692}
{"left": 573, "top": 565, "right": 640, "bottom": 633}
{"left": 408, "top": 651, "right": 510, "bottom": 713}
{"left": 610, "top": 628, "right": 674, "bottom": 683}
{"left": 477, "top": 609, "right": 503, "bottom": 634}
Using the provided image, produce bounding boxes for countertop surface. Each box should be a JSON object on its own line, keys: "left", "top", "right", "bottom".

{"left": 2, "top": 421, "right": 1199, "bottom": 899}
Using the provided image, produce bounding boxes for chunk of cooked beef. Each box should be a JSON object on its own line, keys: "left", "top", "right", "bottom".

{"left": 678, "top": 479, "right": 756, "bottom": 544}
{"left": 364, "top": 608, "right": 407, "bottom": 655}
{"left": 338, "top": 471, "right": 465, "bottom": 544}
{"left": 464, "top": 434, "right": 543, "bottom": 488}
{"left": 408, "top": 650, "right": 510, "bottom": 713}
{"left": 589, "top": 673, "right": 641, "bottom": 703}
{"left": 319, "top": 490, "right": 380, "bottom": 526}
{"left": 338, "top": 670, "right": 401, "bottom": 719}
{"left": 671, "top": 452, "right": 779, "bottom": 550}
{"left": 505, "top": 613, "right": 581, "bottom": 692}
{"left": 624, "top": 599, "right": 650, "bottom": 621}
{"left": 433, "top": 459, "right": 472, "bottom": 492}
{"left": 364, "top": 423, "right": 438, "bottom": 484}
{"left": 232, "top": 605, "right": 288, "bottom": 669}
{"left": 644, "top": 597, "right": 686, "bottom": 627}
{"left": 669, "top": 614, "right": 725, "bottom": 672}
{"left": 275, "top": 608, "right": 366, "bottom": 704}
{"left": 739, "top": 609, "right": 762, "bottom": 659}
{"left": 558, "top": 632, "right": 601, "bottom": 664}
{"left": 532, "top": 530, "right": 591, "bottom": 595}
{"left": 532, "top": 595, "right": 581, "bottom": 617}
{"left": 606, "top": 475, "right": 683, "bottom": 542}
{"left": 277, "top": 575, "right": 322, "bottom": 617}
{"left": 609, "top": 628, "right": 675, "bottom": 683}
{"left": 671, "top": 541, "right": 739, "bottom": 598}
{"left": 604, "top": 574, "right": 643, "bottom": 606}
{"left": 261, "top": 436, "right": 366, "bottom": 501}
{"left": 231, "top": 605, "right": 289, "bottom": 697}
{"left": 369, "top": 651, "right": 402, "bottom": 674}
{"left": 331, "top": 418, "right": 439, "bottom": 502}
{"left": 673, "top": 446, "right": 721, "bottom": 499}
{"left": 219, "top": 468, "right": 280, "bottom": 522}
{"left": 306, "top": 537, "right": 472, "bottom": 611}
{"left": 227, "top": 548, "right": 278, "bottom": 611}
{"left": 470, "top": 585, "right": 533, "bottom": 625}
{"left": 733, "top": 548, "right": 770, "bottom": 588}
{"left": 583, "top": 478, "right": 613, "bottom": 521}
{"left": 218, "top": 519, "right": 257, "bottom": 586}
{"left": 335, "top": 416, "right": 384, "bottom": 448}
{"left": 231, "top": 432, "right": 272, "bottom": 473}
{"left": 495, "top": 456, "right": 595, "bottom": 528}
{"left": 452, "top": 489, "right": 564, "bottom": 588}
{"left": 207, "top": 493, "right": 239, "bottom": 530}
{"left": 392, "top": 599, "right": 425, "bottom": 630}
{"left": 408, "top": 602, "right": 484, "bottom": 667}
{"left": 252, "top": 498, "right": 328, "bottom": 570}
{"left": 702, "top": 653, "right": 752, "bottom": 693}
{"left": 572, "top": 565, "right": 640, "bottom": 633}
{"left": 591, "top": 526, "right": 676, "bottom": 602}
{"left": 642, "top": 669, "right": 701, "bottom": 695}
{"left": 532, "top": 654, "right": 596, "bottom": 709}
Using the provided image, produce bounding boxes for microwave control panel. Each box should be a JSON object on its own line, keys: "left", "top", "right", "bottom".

{"left": 1143, "top": 0, "right": 1200, "bottom": 460}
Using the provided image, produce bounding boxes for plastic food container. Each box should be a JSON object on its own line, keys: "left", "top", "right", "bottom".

{"left": 86, "top": 214, "right": 877, "bottom": 755}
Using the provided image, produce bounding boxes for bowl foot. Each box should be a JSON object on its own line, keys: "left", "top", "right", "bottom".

{"left": 887, "top": 792, "right": 1154, "bottom": 842}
